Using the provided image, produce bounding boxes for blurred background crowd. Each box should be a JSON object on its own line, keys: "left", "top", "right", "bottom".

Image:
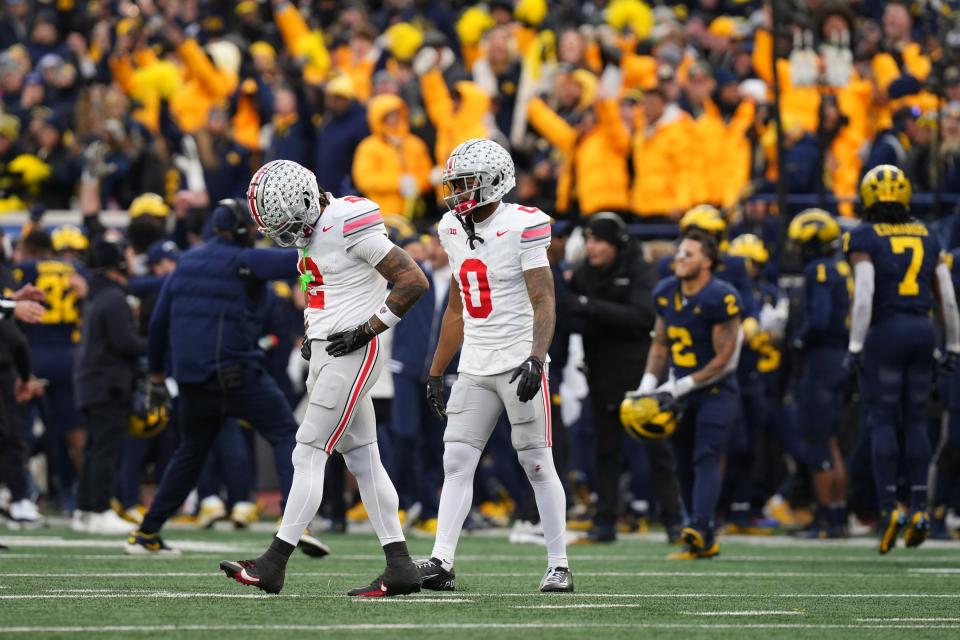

{"left": 3, "top": 0, "right": 960, "bottom": 543}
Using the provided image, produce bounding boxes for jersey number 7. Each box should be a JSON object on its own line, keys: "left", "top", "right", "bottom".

{"left": 889, "top": 236, "right": 923, "bottom": 296}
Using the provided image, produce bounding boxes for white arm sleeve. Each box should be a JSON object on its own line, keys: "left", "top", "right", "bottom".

{"left": 848, "top": 260, "right": 875, "bottom": 353}
{"left": 936, "top": 262, "right": 960, "bottom": 353}
{"left": 347, "top": 232, "right": 396, "bottom": 268}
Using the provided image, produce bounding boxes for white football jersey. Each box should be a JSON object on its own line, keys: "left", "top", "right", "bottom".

{"left": 438, "top": 202, "right": 552, "bottom": 376}
{"left": 298, "top": 194, "right": 392, "bottom": 340}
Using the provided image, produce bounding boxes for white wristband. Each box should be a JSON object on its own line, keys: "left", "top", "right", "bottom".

{"left": 375, "top": 302, "right": 402, "bottom": 329}
{"left": 673, "top": 375, "right": 696, "bottom": 398}
{"left": 638, "top": 372, "right": 659, "bottom": 394}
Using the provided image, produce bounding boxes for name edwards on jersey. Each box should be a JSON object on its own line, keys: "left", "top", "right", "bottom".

{"left": 439, "top": 202, "right": 551, "bottom": 376}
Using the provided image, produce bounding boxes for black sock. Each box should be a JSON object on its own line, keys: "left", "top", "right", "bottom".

{"left": 261, "top": 536, "right": 296, "bottom": 566}
{"left": 383, "top": 541, "right": 411, "bottom": 567}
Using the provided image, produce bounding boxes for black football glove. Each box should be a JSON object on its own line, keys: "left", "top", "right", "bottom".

{"left": 145, "top": 378, "right": 171, "bottom": 414}
{"left": 426, "top": 375, "right": 446, "bottom": 421}
{"left": 509, "top": 356, "right": 544, "bottom": 402}
{"left": 939, "top": 351, "right": 960, "bottom": 375}
{"left": 300, "top": 339, "right": 312, "bottom": 361}
{"left": 842, "top": 350, "right": 862, "bottom": 375}
{"left": 326, "top": 322, "right": 376, "bottom": 358}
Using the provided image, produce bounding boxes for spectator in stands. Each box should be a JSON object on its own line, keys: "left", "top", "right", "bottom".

{"left": 0, "top": 0, "right": 29, "bottom": 52}
{"left": 526, "top": 67, "right": 631, "bottom": 217}
{"left": 863, "top": 106, "right": 922, "bottom": 176}
{"left": 683, "top": 64, "right": 756, "bottom": 208}
{"left": 472, "top": 25, "right": 522, "bottom": 139}
{"left": 631, "top": 86, "right": 695, "bottom": 219}
{"left": 314, "top": 75, "right": 369, "bottom": 197}
{"left": 416, "top": 46, "right": 493, "bottom": 171}
{"left": 265, "top": 86, "right": 312, "bottom": 167}
{"left": 33, "top": 115, "right": 79, "bottom": 210}
{"left": 352, "top": 94, "right": 433, "bottom": 218}
{"left": 198, "top": 106, "right": 251, "bottom": 205}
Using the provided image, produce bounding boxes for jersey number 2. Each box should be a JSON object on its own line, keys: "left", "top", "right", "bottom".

{"left": 667, "top": 325, "right": 697, "bottom": 367}
{"left": 460, "top": 258, "right": 492, "bottom": 319}
{"left": 299, "top": 256, "right": 325, "bottom": 309}
{"left": 889, "top": 236, "right": 923, "bottom": 296}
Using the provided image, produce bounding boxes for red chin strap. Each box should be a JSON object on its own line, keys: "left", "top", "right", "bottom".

{"left": 453, "top": 199, "right": 478, "bottom": 215}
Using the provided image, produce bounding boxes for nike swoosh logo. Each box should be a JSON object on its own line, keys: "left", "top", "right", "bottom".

{"left": 322, "top": 225, "right": 334, "bottom": 232}
{"left": 496, "top": 230, "right": 508, "bottom": 237}
{"left": 239, "top": 568, "right": 260, "bottom": 584}
{"left": 422, "top": 573, "right": 440, "bottom": 580}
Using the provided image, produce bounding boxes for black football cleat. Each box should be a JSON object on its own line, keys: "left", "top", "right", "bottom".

{"left": 220, "top": 558, "right": 285, "bottom": 594}
{"left": 415, "top": 557, "right": 456, "bottom": 591}
{"left": 347, "top": 561, "right": 422, "bottom": 597}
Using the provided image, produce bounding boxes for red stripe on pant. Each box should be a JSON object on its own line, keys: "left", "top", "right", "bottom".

{"left": 324, "top": 337, "right": 379, "bottom": 454}
{"left": 541, "top": 370, "right": 552, "bottom": 447}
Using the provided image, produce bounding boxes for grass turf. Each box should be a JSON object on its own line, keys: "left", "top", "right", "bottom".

{"left": 1, "top": 526, "right": 960, "bottom": 639}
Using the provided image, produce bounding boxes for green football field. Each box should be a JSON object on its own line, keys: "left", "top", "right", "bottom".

{"left": 2, "top": 526, "right": 960, "bottom": 639}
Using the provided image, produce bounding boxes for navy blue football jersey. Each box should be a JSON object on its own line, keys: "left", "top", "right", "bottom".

{"left": 845, "top": 221, "right": 941, "bottom": 323}
{"left": 15, "top": 259, "right": 85, "bottom": 347}
{"left": 653, "top": 275, "right": 743, "bottom": 380}
{"left": 799, "top": 255, "right": 852, "bottom": 349}
{"left": 658, "top": 253, "right": 756, "bottom": 319}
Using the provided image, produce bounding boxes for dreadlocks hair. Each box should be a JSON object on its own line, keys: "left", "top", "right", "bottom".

{"left": 863, "top": 201, "right": 911, "bottom": 224}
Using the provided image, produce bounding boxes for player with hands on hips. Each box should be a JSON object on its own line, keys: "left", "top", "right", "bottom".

{"left": 416, "top": 138, "right": 573, "bottom": 593}
{"left": 219, "top": 159, "right": 430, "bottom": 597}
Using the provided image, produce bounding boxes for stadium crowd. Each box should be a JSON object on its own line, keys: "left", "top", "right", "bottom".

{"left": 2, "top": 0, "right": 960, "bottom": 550}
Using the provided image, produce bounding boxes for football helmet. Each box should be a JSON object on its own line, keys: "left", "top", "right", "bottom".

{"left": 247, "top": 160, "right": 330, "bottom": 248}
{"left": 620, "top": 392, "right": 678, "bottom": 440}
{"left": 128, "top": 379, "right": 170, "bottom": 439}
{"left": 860, "top": 164, "right": 911, "bottom": 209}
{"left": 679, "top": 204, "right": 727, "bottom": 248}
{"left": 727, "top": 233, "right": 769, "bottom": 265}
{"left": 51, "top": 225, "right": 89, "bottom": 252}
{"left": 129, "top": 193, "right": 170, "bottom": 219}
{"left": 787, "top": 208, "right": 841, "bottom": 260}
{"left": 441, "top": 138, "right": 515, "bottom": 216}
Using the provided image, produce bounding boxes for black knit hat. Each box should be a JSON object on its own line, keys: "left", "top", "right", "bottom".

{"left": 585, "top": 212, "right": 630, "bottom": 248}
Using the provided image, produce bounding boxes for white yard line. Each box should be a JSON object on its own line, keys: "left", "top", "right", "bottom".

{"left": 908, "top": 568, "right": 960, "bottom": 574}
{"left": 1, "top": 591, "right": 956, "bottom": 600}
{"left": 857, "top": 618, "right": 960, "bottom": 622}
{"left": 0, "top": 623, "right": 959, "bottom": 634}
{"left": 682, "top": 611, "right": 805, "bottom": 616}
{"left": 512, "top": 604, "right": 643, "bottom": 609}
{"left": 0, "top": 592, "right": 294, "bottom": 600}
{"left": 0, "top": 536, "right": 245, "bottom": 552}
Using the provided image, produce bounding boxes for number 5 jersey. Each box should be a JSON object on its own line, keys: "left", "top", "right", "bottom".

{"left": 438, "top": 202, "right": 552, "bottom": 376}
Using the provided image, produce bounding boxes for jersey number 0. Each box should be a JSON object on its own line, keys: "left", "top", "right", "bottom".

{"left": 460, "top": 258, "right": 492, "bottom": 319}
